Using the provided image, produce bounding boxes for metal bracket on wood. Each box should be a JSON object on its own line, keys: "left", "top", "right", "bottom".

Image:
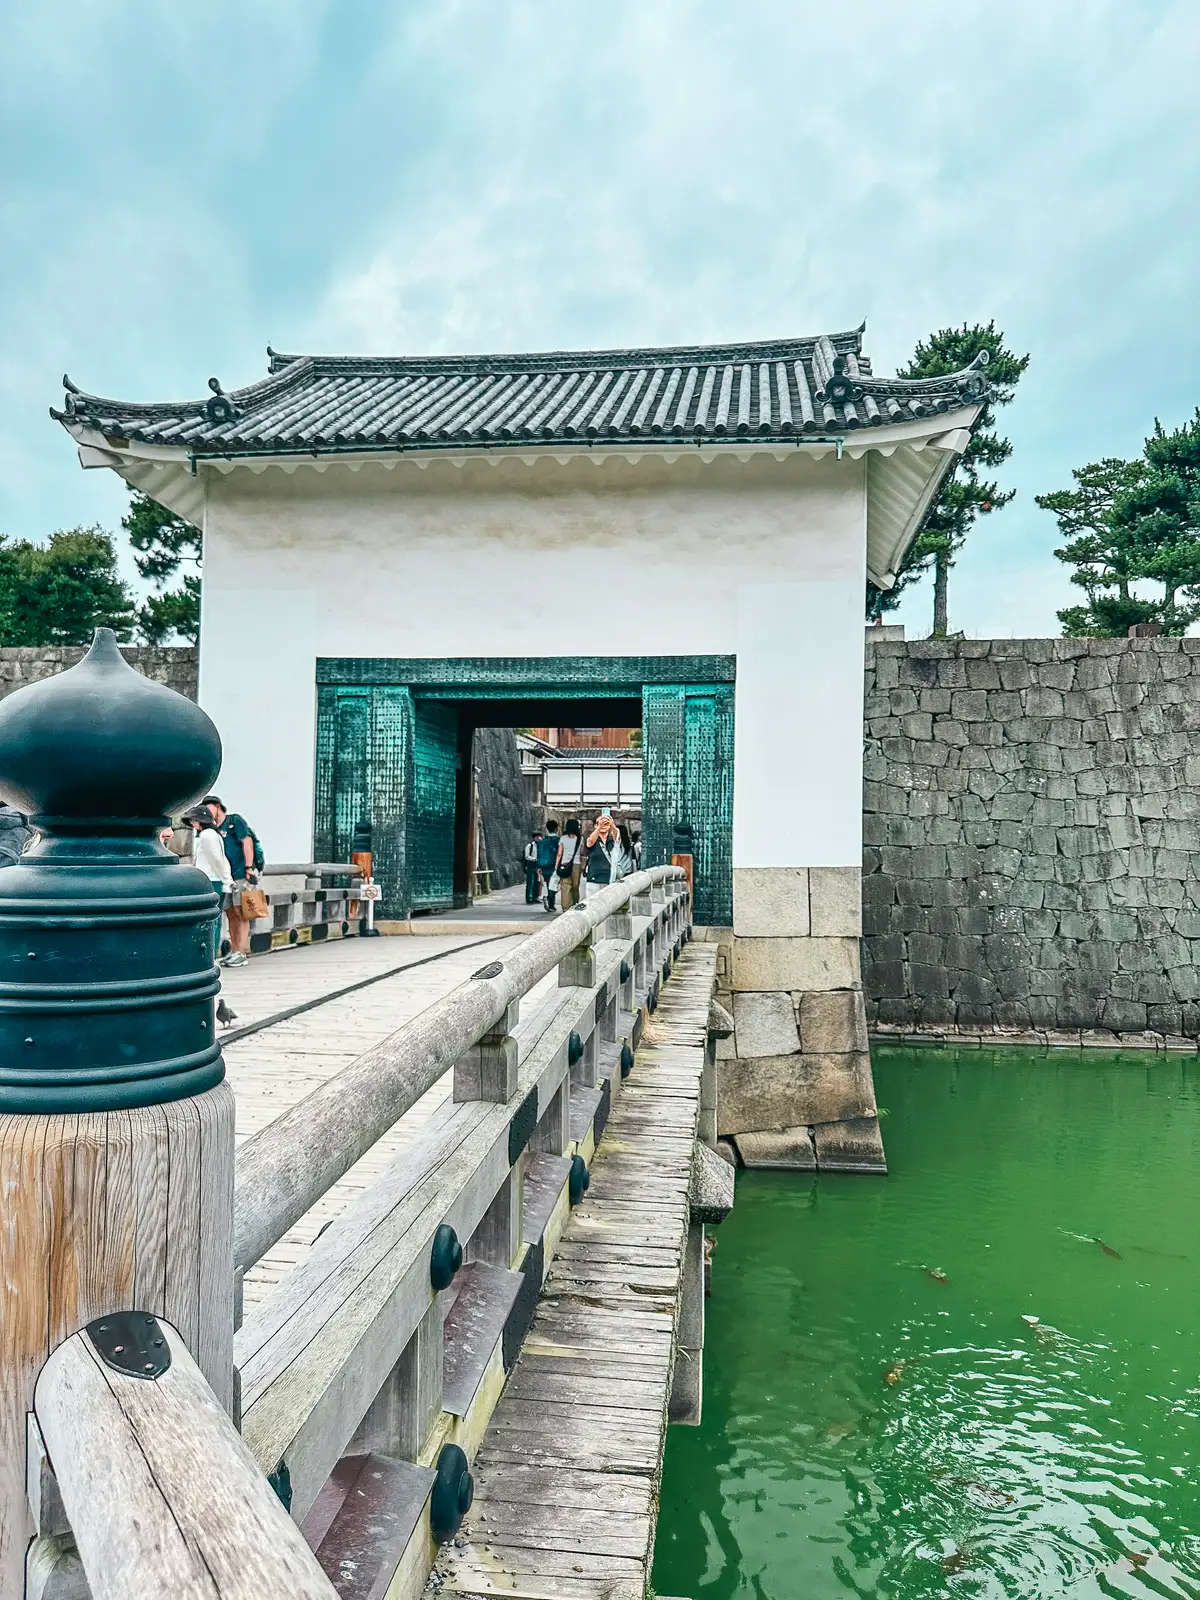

{"left": 86, "top": 1312, "right": 170, "bottom": 1381}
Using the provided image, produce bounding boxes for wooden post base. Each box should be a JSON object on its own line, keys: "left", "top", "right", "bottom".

{"left": 0, "top": 1083, "right": 235, "bottom": 1596}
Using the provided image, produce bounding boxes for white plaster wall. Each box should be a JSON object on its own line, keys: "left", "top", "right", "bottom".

{"left": 733, "top": 578, "right": 866, "bottom": 869}
{"left": 197, "top": 450, "right": 867, "bottom": 866}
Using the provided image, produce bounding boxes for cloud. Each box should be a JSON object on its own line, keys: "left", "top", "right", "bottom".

{"left": 2, "top": 0, "right": 1197, "bottom": 637}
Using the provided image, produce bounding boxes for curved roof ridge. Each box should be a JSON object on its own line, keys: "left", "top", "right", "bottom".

{"left": 54, "top": 356, "right": 314, "bottom": 424}
{"left": 262, "top": 326, "right": 869, "bottom": 377}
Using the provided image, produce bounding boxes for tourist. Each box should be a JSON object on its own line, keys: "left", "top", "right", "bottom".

{"left": 614, "top": 821, "right": 636, "bottom": 881}
{"left": 556, "top": 819, "right": 583, "bottom": 909}
{"left": 184, "top": 805, "right": 233, "bottom": 897}
{"left": 523, "top": 831, "right": 543, "bottom": 904}
{"left": 0, "top": 802, "right": 32, "bottom": 867}
{"left": 583, "top": 811, "right": 619, "bottom": 900}
{"left": 183, "top": 805, "right": 232, "bottom": 961}
{"left": 202, "top": 794, "right": 262, "bottom": 968}
{"left": 536, "top": 820, "right": 561, "bottom": 911}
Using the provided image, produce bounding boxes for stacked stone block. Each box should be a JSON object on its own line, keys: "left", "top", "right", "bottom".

{"left": 0, "top": 645, "right": 196, "bottom": 702}
{"left": 863, "top": 636, "right": 1200, "bottom": 1042}
{"left": 715, "top": 866, "right": 885, "bottom": 1171}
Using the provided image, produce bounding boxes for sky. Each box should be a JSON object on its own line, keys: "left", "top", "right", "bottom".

{"left": 2, "top": 0, "right": 1197, "bottom": 638}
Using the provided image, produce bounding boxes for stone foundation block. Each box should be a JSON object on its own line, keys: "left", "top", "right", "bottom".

{"left": 718, "top": 1050, "right": 876, "bottom": 1134}
{"left": 733, "top": 935, "right": 860, "bottom": 993}
{"left": 799, "top": 989, "right": 869, "bottom": 1054}
{"left": 813, "top": 1116, "right": 887, "bottom": 1173}
{"left": 734, "top": 1127, "right": 816, "bottom": 1170}
{"left": 733, "top": 992, "right": 800, "bottom": 1056}
{"left": 733, "top": 868, "right": 810, "bottom": 936}
{"left": 809, "top": 866, "right": 862, "bottom": 937}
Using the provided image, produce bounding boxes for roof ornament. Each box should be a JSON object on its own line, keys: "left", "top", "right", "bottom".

{"left": 957, "top": 348, "right": 991, "bottom": 403}
{"left": 822, "top": 354, "right": 863, "bottom": 405}
{"left": 60, "top": 375, "right": 94, "bottom": 420}
{"left": 205, "top": 377, "right": 237, "bottom": 425}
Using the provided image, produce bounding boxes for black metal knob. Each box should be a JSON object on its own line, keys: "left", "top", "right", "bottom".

{"left": 430, "top": 1223, "right": 462, "bottom": 1291}
{"left": 620, "top": 1042, "right": 634, "bottom": 1079}
{"left": 567, "top": 1030, "right": 583, "bottom": 1066}
{"left": 569, "top": 1154, "right": 590, "bottom": 1206}
{"left": 431, "top": 1444, "right": 473, "bottom": 1542}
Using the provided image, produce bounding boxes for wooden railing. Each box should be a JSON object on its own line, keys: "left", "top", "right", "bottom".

{"left": 33, "top": 1324, "right": 338, "bottom": 1600}
{"left": 24, "top": 865, "right": 690, "bottom": 1599}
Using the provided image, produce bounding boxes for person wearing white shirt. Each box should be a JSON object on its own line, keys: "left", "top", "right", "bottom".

{"left": 183, "top": 804, "right": 233, "bottom": 959}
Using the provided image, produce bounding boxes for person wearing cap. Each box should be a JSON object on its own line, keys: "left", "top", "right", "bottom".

{"left": 184, "top": 805, "right": 232, "bottom": 960}
{"left": 201, "top": 794, "right": 260, "bottom": 969}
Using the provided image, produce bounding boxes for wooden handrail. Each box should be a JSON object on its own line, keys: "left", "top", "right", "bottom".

{"left": 234, "top": 874, "right": 686, "bottom": 1522}
{"left": 232, "top": 865, "right": 685, "bottom": 1274}
{"left": 34, "top": 1320, "right": 338, "bottom": 1600}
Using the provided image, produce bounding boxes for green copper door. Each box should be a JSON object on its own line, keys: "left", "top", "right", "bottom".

{"left": 642, "top": 683, "right": 733, "bottom": 926}
{"left": 316, "top": 658, "right": 734, "bottom": 924}
{"left": 409, "top": 701, "right": 457, "bottom": 911}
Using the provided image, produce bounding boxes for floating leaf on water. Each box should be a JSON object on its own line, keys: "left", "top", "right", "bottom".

{"left": 1020, "top": 1314, "right": 1040, "bottom": 1326}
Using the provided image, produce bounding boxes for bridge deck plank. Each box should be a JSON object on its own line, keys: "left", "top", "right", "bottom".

{"left": 434, "top": 945, "right": 716, "bottom": 1600}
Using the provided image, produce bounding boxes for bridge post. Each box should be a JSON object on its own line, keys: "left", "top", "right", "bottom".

{"left": 453, "top": 998, "right": 519, "bottom": 1102}
{"left": 0, "top": 631, "right": 235, "bottom": 1596}
{"left": 558, "top": 940, "right": 596, "bottom": 988}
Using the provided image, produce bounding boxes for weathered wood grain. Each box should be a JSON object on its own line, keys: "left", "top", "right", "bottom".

{"left": 0, "top": 1086, "right": 235, "bottom": 1598}
{"left": 434, "top": 943, "right": 716, "bottom": 1600}
{"left": 233, "top": 898, "right": 682, "bottom": 1524}
{"left": 35, "top": 1322, "right": 338, "bottom": 1599}
{"left": 233, "top": 870, "right": 683, "bottom": 1275}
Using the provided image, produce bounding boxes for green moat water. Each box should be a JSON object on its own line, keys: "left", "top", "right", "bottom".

{"left": 654, "top": 1047, "right": 1200, "bottom": 1599}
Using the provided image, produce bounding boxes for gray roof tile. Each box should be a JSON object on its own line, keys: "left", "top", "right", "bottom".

{"left": 53, "top": 329, "right": 991, "bottom": 456}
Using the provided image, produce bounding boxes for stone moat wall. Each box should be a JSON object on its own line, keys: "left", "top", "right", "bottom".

{"left": 863, "top": 635, "right": 1200, "bottom": 1043}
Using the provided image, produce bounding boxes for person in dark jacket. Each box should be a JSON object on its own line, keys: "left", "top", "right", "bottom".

{"left": 523, "top": 832, "right": 543, "bottom": 903}
{"left": 0, "top": 804, "right": 32, "bottom": 867}
{"left": 536, "top": 820, "right": 561, "bottom": 911}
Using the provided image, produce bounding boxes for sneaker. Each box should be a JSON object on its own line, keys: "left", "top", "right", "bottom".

{"left": 222, "top": 952, "right": 249, "bottom": 968}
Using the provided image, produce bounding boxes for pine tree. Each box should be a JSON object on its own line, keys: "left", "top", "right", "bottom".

{"left": 1044, "top": 410, "right": 1200, "bottom": 635}
{"left": 1037, "top": 458, "right": 1156, "bottom": 636}
{"left": 0, "top": 529, "right": 135, "bottom": 645}
{"left": 866, "top": 322, "right": 1029, "bottom": 635}
{"left": 123, "top": 491, "right": 201, "bottom": 644}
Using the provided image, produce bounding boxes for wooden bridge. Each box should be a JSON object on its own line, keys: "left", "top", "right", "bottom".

{"left": 5, "top": 859, "right": 733, "bottom": 1600}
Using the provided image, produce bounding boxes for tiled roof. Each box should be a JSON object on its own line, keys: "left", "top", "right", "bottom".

{"left": 53, "top": 329, "right": 990, "bottom": 458}
{"left": 541, "top": 748, "right": 643, "bottom": 762}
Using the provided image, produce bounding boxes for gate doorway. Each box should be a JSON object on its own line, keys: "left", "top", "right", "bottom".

{"left": 313, "top": 657, "right": 734, "bottom": 924}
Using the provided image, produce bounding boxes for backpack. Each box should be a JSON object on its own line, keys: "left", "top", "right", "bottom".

{"left": 223, "top": 814, "right": 265, "bottom": 875}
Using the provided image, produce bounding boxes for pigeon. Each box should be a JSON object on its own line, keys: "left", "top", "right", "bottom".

{"left": 216, "top": 998, "right": 238, "bottom": 1029}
